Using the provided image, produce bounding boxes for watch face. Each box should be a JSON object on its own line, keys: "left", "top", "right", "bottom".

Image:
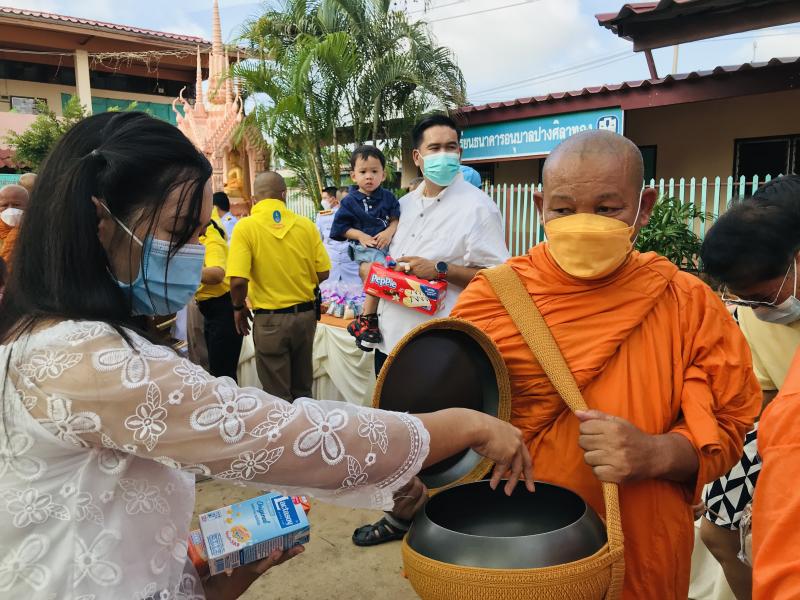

{"left": 436, "top": 261, "right": 448, "bottom": 273}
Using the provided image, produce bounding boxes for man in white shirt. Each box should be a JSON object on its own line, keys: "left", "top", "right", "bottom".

{"left": 353, "top": 114, "right": 510, "bottom": 547}
{"left": 213, "top": 191, "right": 239, "bottom": 242}
{"left": 372, "top": 114, "right": 509, "bottom": 372}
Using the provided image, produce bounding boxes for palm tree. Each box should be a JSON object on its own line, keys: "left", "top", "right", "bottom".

{"left": 235, "top": 0, "right": 465, "bottom": 200}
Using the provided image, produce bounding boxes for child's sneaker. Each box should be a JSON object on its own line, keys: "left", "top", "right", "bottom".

{"left": 358, "top": 314, "right": 383, "bottom": 348}
{"left": 347, "top": 315, "right": 369, "bottom": 340}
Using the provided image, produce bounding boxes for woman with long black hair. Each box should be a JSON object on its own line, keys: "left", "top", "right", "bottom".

{"left": 0, "top": 112, "right": 532, "bottom": 599}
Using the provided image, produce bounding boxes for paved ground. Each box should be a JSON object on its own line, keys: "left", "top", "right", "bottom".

{"left": 194, "top": 480, "right": 417, "bottom": 600}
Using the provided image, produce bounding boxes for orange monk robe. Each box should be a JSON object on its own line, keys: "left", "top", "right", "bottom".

{"left": 452, "top": 244, "right": 761, "bottom": 600}
{"left": 752, "top": 349, "right": 800, "bottom": 600}
{"left": 0, "top": 219, "right": 19, "bottom": 265}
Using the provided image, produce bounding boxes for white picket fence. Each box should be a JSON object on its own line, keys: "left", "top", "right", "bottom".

{"left": 486, "top": 174, "right": 777, "bottom": 257}
{"left": 286, "top": 175, "right": 778, "bottom": 257}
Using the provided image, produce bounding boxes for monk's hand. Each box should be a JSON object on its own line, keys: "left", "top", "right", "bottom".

{"left": 576, "top": 410, "right": 656, "bottom": 483}
{"left": 396, "top": 256, "right": 437, "bottom": 280}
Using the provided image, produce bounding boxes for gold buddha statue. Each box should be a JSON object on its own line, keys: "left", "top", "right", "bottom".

{"left": 224, "top": 152, "right": 245, "bottom": 198}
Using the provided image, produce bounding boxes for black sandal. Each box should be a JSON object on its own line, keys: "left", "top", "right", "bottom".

{"left": 352, "top": 517, "right": 407, "bottom": 546}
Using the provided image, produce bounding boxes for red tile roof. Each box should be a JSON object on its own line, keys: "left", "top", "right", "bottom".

{"left": 596, "top": 1, "right": 682, "bottom": 28}
{"left": 0, "top": 147, "right": 28, "bottom": 170}
{"left": 460, "top": 56, "right": 800, "bottom": 114}
{"left": 0, "top": 5, "right": 209, "bottom": 45}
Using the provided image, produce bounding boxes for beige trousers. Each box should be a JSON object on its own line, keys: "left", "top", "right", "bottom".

{"left": 253, "top": 310, "right": 316, "bottom": 402}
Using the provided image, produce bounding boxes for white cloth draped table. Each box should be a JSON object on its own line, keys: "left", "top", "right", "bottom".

{"left": 238, "top": 320, "right": 375, "bottom": 406}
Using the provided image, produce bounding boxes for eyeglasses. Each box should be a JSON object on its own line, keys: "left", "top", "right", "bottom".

{"left": 721, "top": 261, "right": 795, "bottom": 308}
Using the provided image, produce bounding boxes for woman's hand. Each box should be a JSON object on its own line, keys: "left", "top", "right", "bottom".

{"left": 203, "top": 546, "right": 305, "bottom": 600}
{"left": 470, "top": 412, "right": 535, "bottom": 496}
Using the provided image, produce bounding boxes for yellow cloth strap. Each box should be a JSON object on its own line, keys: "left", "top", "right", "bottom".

{"left": 483, "top": 264, "right": 625, "bottom": 600}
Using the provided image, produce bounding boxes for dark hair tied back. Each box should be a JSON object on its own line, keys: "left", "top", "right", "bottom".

{"left": 0, "top": 111, "right": 212, "bottom": 342}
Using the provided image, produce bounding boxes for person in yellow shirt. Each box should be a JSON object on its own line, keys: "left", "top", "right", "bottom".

{"left": 194, "top": 219, "right": 243, "bottom": 381}
{"left": 228, "top": 171, "right": 331, "bottom": 401}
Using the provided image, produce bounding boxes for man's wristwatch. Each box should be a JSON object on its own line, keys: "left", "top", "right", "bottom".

{"left": 232, "top": 304, "right": 246, "bottom": 311}
{"left": 435, "top": 261, "right": 448, "bottom": 281}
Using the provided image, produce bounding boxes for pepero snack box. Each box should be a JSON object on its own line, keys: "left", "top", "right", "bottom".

{"left": 197, "top": 493, "right": 310, "bottom": 576}
{"left": 364, "top": 262, "right": 447, "bottom": 315}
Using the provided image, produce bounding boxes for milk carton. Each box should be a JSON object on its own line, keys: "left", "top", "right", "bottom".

{"left": 199, "top": 492, "right": 310, "bottom": 575}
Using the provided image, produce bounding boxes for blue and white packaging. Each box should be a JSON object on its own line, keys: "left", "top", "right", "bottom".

{"left": 199, "top": 492, "right": 310, "bottom": 575}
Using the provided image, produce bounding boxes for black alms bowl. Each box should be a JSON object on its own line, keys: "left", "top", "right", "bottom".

{"left": 406, "top": 480, "right": 607, "bottom": 570}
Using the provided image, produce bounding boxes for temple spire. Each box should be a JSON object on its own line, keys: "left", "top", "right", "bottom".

{"left": 225, "top": 47, "right": 234, "bottom": 105}
{"left": 195, "top": 45, "right": 204, "bottom": 104}
{"left": 208, "top": 0, "right": 227, "bottom": 104}
{"left": 212, "top": 0, "right": 223, "bottom": 58}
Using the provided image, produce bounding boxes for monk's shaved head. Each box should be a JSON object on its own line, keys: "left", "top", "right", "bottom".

{"left": 543, "top": 130, "right": 643, "bottom": 190}
{"left": 253, "top": 171, "right": 287, "bottom": 202}
{"left": 534, "top": 130, "right": 656, "bottom": 233}
{"left": 18, "top": 173, "right": 37, "bottom": 195}
{"left": 0, "top": 184, "right": 29, "bottom": 211}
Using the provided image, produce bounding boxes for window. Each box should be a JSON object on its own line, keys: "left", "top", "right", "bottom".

{"left": 61, "top": 94, "right": 181, "bottom": 125}
{"left": 639, "top": 145, "right": 657, "bottom": 182}
{"left": 734, "top": 135, "right": 798, "bottom": 180}
{"left": 10, "top": 96, "right": 46, "bottom": 114}
{"left": 0, "top": 59, "right": 191, "bottom": 99}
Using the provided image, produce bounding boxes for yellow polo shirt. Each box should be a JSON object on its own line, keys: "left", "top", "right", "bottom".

{"left": 195, "top": 222, "right": 229, "bottom": 301}
{"left": 227, "top": 198, "right": 331, "bottom": 310}
{"left": 739, "top": 306, "right": 800, "bottom": 390}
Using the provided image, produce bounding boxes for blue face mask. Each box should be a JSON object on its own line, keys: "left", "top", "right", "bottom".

{"left": 103, "top": 205, "right": 206, "bottom": 316}
{"left": 422, "top": 152, "right": 461, "bottom": 187}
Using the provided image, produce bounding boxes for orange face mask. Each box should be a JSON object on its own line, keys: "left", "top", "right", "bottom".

{"left": 543, "top": 192, "right": 642, "bottom": 280}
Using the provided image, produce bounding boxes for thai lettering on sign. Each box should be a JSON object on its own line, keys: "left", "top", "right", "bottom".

{"left": 460, "top": 108, "right": 624, "bottom": 161}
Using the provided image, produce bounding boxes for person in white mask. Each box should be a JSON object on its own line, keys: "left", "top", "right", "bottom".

{"left": 700, "top": 174, "right": 800, "bottom": 600}
{"left": 352, "top": 114, "right": 511, "bottom": 546}
{"left": 0, "top": 183, "right": 29, "bottom": 265}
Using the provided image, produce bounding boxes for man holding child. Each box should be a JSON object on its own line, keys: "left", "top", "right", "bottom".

{"left": 351, "top": 114, "right": 509, "bottom": 545}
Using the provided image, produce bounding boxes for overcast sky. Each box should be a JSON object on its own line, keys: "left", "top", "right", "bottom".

{"left": 6, "top": 0, "right": 800, "bottom": 105}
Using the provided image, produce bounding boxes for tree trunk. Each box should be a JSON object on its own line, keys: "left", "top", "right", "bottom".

{"left": 372, "top": 92, "right": 381, "bottom": 146}
{"left": 332, "top": 124, "right": 341, "bottom": 186}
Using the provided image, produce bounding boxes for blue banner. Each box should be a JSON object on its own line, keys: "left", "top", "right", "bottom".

{"left": 461, "top": 107, "right": 624, "bottom": 161}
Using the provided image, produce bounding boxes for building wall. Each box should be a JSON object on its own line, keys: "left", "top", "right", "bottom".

{"left": 626, "top": 89, "right": 800, "bottom": 180}
{"left": 0, "top": 79, "right": 180, "bottom": 117}
{"left": 493, "top": 158, "right": 541, "bottom": 186}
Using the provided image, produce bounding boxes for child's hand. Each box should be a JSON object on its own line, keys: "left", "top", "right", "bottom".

{"left": 359, "top": 233, "right": 377, "bottom": 248}
{"left": 374, "top": 229, "right": 394, "bottom": 250}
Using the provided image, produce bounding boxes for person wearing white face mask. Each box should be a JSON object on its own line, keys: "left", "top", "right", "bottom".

{"left": 0, "top": 111, "right": 534, "bottom": 600}
{"left": 700, "top": 175, "right": 800, "bottom": 600}
{"left": 0, "top": 183, "right": 29, "bottom": 266}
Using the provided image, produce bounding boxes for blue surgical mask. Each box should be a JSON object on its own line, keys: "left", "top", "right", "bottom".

{"left": 103, "top": 205, "right": 206, "bottom": 316}
{"left": 423, "top": 152, "right": 461, "bottom": 187}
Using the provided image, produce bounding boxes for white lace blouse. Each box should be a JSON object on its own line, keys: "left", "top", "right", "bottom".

{"left": 0, "top": 320, "right": 429, "bottom": 599}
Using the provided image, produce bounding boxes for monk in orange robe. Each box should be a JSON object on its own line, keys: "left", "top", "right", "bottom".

{"left": 752, "top": 352, "right": 800, "bottom": 599}
{"left": 0, "top": 183, "right": 29, "bottom": 265}
{"left": 451, "top": 130, "right": 761, "bottom": 599}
